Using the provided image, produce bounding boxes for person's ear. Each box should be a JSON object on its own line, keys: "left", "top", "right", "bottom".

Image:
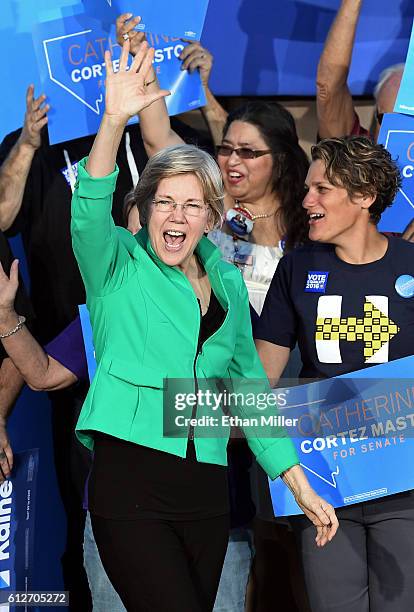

{"left": 359, "top": 193, "right": 376, "bottom": 210}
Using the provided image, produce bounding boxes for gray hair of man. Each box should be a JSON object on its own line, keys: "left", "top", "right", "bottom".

{"left": 373, "top": 63, "right": 405, "bottom": 100}
{"left": 124, "top": 144, "right": 224, "bottom": 229}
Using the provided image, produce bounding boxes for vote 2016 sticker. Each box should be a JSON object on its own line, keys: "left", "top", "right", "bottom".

{"left": 395, "top": 275, "right": 414, "bottom": 298}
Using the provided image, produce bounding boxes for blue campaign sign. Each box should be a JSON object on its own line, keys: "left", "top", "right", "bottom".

{"left": 377, "top": 113, "right": 414, "bottom": 233}
{"left": 394, "top": 19, "right": 414, "bottom": 116}
{"left": 79, "top": 304, "right": 97, "bottom": 380}
{"left": 2, "top": 0, "right": 414, "bottom": 141}
{"left": 82, "top": 0, "right": 209, "bottom": 40}
{"left": 270, "top": 355, "right": 414, "bottom": 516}
{"left": 32, "top": 13, "right": 205, "bottom": 144}
{"left": 0, "top": 450, "right": 38, "bottom": 598}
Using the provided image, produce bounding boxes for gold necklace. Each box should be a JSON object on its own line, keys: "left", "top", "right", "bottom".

{"left": 234, "top": 201, "right": 275, "bottom": 221}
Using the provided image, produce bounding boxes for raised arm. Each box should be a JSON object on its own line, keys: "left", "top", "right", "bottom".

{"left": 116, "top": 14, "right": 228, "bottom": 154}
{"left": 71, "top": 41, "right": 169, "bottom": 297}
{"left": 179, "top": 41, "right": 228, "bottom": 145}
{"left": 116, "top": 14, "right": 183, "bottom": 156}
{"left": 0, "top": 85, "right": 48, "bottom": 230}
{"left": 316, "top": 0, "right": 362, "bottom": 138}
{"left": 0, "top": 260, "right": 77, "bottom": 391}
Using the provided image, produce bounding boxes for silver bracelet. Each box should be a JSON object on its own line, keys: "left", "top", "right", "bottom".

{"left": 0, "top": 315, "right": 26, "bottom": 339}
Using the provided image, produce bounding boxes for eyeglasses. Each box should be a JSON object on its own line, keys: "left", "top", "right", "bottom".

{"left": 216, "top": 145, "right": 272, "bottom": 159}
{"left": 152, "top": 199, "right": 209, "bottom": 218}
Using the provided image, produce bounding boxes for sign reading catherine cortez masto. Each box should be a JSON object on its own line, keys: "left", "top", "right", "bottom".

{"left": 32, "top": 14, "right": 206, "bottom": 145}
{"left": 270, "top": 356, "right": 414, "bottom": 516}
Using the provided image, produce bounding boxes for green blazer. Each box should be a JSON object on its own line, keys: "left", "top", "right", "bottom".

{"left": 71, "top": 158, "right": 298, "bottom": 480}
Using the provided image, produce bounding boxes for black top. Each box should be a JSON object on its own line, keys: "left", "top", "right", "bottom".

{"left": 256, "top": 237, "right": 414, "bottom": 378}
{"left": 0, "top": 121, "right": 212, "bottom": 343}
{"left": 88, "top": 290, "right": 230, "bottom": 520}
{"left": 0, "top": 231, "right": 34, "bottom": 364}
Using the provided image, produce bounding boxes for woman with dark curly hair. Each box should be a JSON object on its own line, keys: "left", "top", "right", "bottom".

{"left": 137, "top": 94, "right": 310, "bottom": 314}
{"left": 255, "top": 136, "right": 414, "bottom": 612}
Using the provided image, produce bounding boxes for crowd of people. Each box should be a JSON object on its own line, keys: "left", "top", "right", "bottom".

{"left": 0, "top": 1, "right": 412, "bottom": 611}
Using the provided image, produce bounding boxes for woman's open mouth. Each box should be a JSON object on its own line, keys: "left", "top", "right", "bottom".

{"left": 226, "top": 171, "right": 244, "bottom": 185}
{"left": 308, "top": 213, "right": 325, "bottom": 225}
{"left": 163, "top": 230, "right": 186, "bottom": 251}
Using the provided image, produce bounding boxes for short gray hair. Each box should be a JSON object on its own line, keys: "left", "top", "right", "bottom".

{"left": 124, "top": 144, "right": 224, "bottom": 228}
{"left": 374, "top": 63, "right": 405, "bottom": 100}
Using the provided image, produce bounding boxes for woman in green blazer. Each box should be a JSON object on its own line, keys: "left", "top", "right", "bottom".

{"left": 69, "top": 42, "right": 338, "bottom": 611}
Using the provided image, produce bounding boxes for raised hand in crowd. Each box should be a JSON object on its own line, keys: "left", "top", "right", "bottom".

{"left": 87, "top": 41, "right": 169, "bottom": 177}
{"left": 19, "top": 84, "right": 49, "bottom": 151}
{"left": 115, "top": 12, "right": 227, "bottom": 146}
{"left": 179, "top": 41, "right": 213, "bottom": 87}
{"left": 0, "top": 85, "right": 49, "bottom": 231}
{"left": 115, "top": 12, "right": 146, "bottom": 56}
{"left": 316, "top": 0, "right": 363, "bottom": 139}
{"left": 179, "top": 40, "right": 227, "bottom": 144}
{"left": 104, "top": 42, "right": 168, "bottom": 122}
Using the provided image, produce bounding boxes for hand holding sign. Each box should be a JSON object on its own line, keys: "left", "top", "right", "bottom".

{"left": 116, "top": 13, "right": 146, "bottom": 57}
{"left": 104, "top": 40, "right": 170, "bottom": 124}
{"left": 179, "top": 41, "right": 213, "bottom": 88}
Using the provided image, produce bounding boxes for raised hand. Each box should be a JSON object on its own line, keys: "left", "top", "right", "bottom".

{"left": 179, "top": 41, "right": 213, "bottom": 88}
{"left": 19, "top": 85, "right": 49, "bottom": 150}
{"left": 104, "top": 40, "right": 170, "bottom": 124}
{"left": 116, "top": 13, "right": 146, "bottom": 57}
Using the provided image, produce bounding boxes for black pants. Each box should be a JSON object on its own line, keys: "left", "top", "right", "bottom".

{"left": 291, "top": 493, "right": 414, "bottom": 612}
{"left": 91, "top": 513, "right": 229, "bottom": 612}
{"left": 50, "top": 382, "right": 92, "bottom": 611}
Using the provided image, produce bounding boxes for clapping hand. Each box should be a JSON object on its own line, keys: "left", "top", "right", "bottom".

{"left": 104, "top": 40, "right": 170, "bottom": 124}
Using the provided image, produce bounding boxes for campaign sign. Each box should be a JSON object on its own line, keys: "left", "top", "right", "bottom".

{"left": 394, "top": 19, "right": 414, "bottom": 116}
{"left": 79, "top": 304, "right": 97, "bottom": 381}
{"left": 269, "top": 356, "right": 414, "bottom": 516}
{"left": 377, "top": 113, "right": 414, "bottom": 233}
{"left": 32, "top": 14, "right": 205, "bottom": 144}
{"left": 0, "top": 450, "right": 38, "bottom": 603}
{"left": 82, "top": 0, "right": 209, "bottom": 40}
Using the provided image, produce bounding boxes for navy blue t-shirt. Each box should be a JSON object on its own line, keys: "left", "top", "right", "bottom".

{"left": 256, "top": 237, "right": 414, "bottom": 379}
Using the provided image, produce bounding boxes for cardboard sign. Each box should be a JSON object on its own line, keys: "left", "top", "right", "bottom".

{"left": 270, "top": 356, "right": 414, "bottom": 515}
{"left": 377, "top": 113, "right": 414, "bottom": 233}
{"left": 32, "top": 13, "right": 205, "bottom": 144}
{"left": 82, "top": 0, "right": 209, "bottom": 40}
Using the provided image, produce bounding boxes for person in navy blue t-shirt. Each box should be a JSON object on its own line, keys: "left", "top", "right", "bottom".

{"left": 256, "top": 136, "right": 414, "bottom": 612}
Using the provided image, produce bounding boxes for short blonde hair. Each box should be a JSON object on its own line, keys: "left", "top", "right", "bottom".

{"left": 124, "top": 145, "right": 224, "bottom": 228}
